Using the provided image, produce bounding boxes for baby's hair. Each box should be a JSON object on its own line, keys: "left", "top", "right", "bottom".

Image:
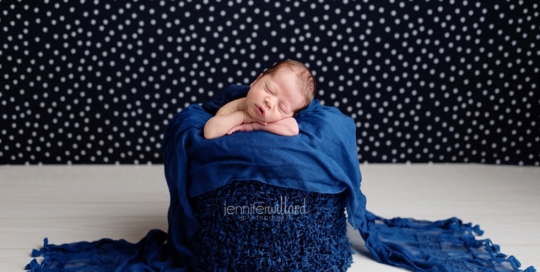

{"left": 262, "top": 60, "right": 316, "bottom": 112}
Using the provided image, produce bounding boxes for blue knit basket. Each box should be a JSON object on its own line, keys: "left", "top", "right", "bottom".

{"left": 189, "top": 180, "right": 352, "bottom": 271}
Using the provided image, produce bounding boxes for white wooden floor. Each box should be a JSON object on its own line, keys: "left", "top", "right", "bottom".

{"left": 1, "top": 164, "right": 538, "bottom": 271}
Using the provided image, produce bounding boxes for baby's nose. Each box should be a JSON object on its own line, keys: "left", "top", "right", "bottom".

{"left": 264, "top": 97, "right": 274, "bottom": 108}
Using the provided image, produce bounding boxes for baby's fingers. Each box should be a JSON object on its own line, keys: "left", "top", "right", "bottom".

{"left": 227, "top": 124, "right": 254, "bottom": 135}
{"left": 227, "top": 126, "right": 241, "bottom": 135}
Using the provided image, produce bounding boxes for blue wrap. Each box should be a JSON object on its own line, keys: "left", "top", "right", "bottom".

{"left": 161, "top": 84, "right": 366, "bottom": 269}
{"left": 27, "top": 85, "right": 535, "bottom": 272}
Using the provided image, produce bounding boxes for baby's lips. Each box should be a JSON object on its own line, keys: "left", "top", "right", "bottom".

{"left": 256, "top": 104, "right": 265, "bottom": 117}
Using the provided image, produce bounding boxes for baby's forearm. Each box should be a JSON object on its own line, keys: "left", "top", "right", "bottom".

{"left": 204, "top": 111, "right": 245, "bottom": 139}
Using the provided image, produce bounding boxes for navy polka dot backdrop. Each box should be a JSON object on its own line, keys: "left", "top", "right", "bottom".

{"left": 0, "top": 0, "right": 538, "bottom": 165}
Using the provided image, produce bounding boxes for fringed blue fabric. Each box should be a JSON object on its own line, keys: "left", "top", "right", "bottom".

{"left": 363, "top": 212, "right": 536, "bottom": 272}
{"left": 25, "top": 229, "right": 184, "bottom": 272}
{"left": 27, "top": 84, "right": 536, "bottom": 271}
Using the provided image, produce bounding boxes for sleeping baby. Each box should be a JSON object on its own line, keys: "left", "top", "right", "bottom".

{"left": 203, "top": 60, "right": 316, "bottom": 139}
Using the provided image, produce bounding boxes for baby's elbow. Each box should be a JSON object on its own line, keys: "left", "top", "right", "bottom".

{"left": 203, "top": 118, "right": 220, "bottom": 139}
{"left": 279, "top": 123, "right": 299, "bottom": 136}
{"left": 203, "top": 126, "right": 218, "bottom": 140}
{"left": 204, "top": 130, "right": 220, "bottom": 140}
{"left": 286, "top": 127, "right": 299, "bottom": 136}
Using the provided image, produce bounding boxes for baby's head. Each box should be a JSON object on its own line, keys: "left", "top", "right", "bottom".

{"left": 261, "top": 60, "right": 316, "bottom": 113}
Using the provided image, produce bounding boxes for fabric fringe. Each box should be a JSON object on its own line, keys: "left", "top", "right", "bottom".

{"left": 25, "top": 230, "right": 187, "bottom": 272}
{"left": 363, "top": 211, "right": 536, "bottom": 272}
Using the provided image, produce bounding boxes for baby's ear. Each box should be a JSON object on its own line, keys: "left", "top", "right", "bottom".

{"left": 250, "top": 73, "right": 264, "bottom": 87}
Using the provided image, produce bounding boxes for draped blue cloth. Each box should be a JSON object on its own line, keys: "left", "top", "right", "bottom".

{"left": 27, "top": 85, "right": 535, "bottom": 272}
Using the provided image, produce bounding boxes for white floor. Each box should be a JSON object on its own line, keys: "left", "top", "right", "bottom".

{"left": 1, "top": 164, "right": 538, "bottom": 271}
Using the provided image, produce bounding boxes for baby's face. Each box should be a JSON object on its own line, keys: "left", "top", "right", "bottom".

{"left": 245, "top": 69, "right": 307, "bottom": 123}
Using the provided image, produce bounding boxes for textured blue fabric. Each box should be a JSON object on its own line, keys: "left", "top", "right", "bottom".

{"left": 27, "top": 85, "right": 535, "bottom": 272}
{"left": 189, "top": 180, "right": 353, "bottom": 271}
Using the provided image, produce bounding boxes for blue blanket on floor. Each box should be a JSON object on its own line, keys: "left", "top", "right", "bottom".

{"left": 27, "top": 85, "right": 535, "bottom": 272}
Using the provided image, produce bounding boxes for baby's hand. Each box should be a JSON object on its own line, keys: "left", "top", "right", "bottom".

{"left": 242, "top": 112, "right": 267, "bottom": 126}
{"left": 226, "top": 112, "right": 268, "bottom": 135}
{"left": 227, "top": 122, "right": 257, "bottom": 135}
{"left": 228, "top": 117, "right": 299, "bottom": 136}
